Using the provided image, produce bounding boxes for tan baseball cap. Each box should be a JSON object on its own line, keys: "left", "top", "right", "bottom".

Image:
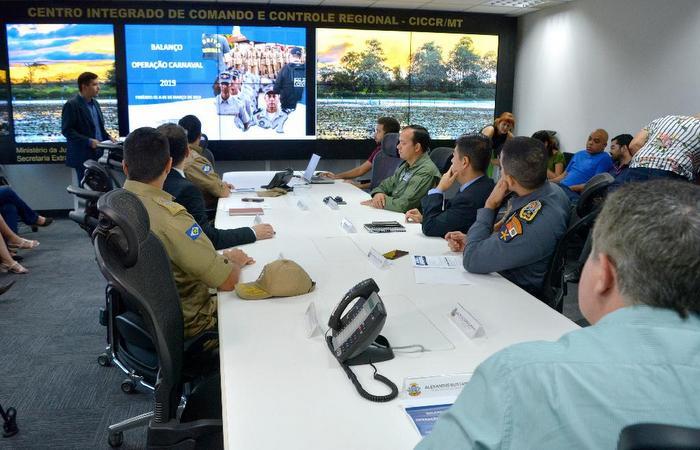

{"left": 235, "top": 259, "right": 315, "bottom": 300}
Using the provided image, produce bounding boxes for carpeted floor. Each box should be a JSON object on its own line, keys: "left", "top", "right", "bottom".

{"left": 0, "top": 217, "right": 586, "bottom": 449}
{"left": 0, "top": 218, "right": 151, "bottom": 449}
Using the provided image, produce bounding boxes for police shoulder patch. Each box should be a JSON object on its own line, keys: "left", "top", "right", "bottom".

{"left": 186, "top": 223, "right": 202, "bottom": 240}
{"left": 519, "top": 200, "right": 542, "bottom": 223}
{"left": 498, "top": 215, "right": 523, "bottom": 242}
{"left": 154, "top": 198, "right": 185, "bottom": 216}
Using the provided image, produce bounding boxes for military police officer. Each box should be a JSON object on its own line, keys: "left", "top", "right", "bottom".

{"left": 122, "top": 127, "right": 254, "bottom": 343}
{"left": 445, "top": 136, "right": 570, "bottom": 298}
{"left": 178, "top": 114, "right": 233, "bottom": 208}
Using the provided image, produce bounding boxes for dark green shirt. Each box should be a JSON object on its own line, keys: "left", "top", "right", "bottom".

{"left": 370, "top": 152, "right": 441, "bottom": 212}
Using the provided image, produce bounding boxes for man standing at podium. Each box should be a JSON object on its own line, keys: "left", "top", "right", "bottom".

{"left": 61, "top": 72, "right": 113, "bottom": 183}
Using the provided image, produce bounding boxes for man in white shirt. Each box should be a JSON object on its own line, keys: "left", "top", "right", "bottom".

{"left": 214, "top": 71, "right": 249, "bottom": 130}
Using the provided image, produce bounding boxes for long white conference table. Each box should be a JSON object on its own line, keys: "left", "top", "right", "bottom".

{"left": 215, "top": 171, "right": 578, "bottom": 450}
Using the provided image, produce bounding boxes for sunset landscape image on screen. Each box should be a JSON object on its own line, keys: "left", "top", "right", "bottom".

{"left": 6, "top": 24, "right": 117, "bottom": 143}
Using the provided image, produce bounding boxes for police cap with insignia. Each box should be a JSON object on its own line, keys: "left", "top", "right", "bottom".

{"left": 218, "top": 71, "right": 232, "bottom": 84}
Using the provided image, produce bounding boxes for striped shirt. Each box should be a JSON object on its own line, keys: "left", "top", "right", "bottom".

{"left": 630, "top": 115, "right": 700, "bottom": 180}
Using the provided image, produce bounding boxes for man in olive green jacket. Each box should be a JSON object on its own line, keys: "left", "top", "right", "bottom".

{"left": 363, "top": 125, "right": 441, "bottom": 213}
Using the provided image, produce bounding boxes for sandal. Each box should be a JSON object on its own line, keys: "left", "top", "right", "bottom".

{"left": 0, "top": 261, "right": 28, "bottom": 274}
{"left": 7, "top": 238, "right": 39, "bottom": 250}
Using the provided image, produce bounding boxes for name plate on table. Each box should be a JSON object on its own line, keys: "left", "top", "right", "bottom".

{"left": 325, "top": 197, "right": 339, "bottom": 210}
{"left": 340, "top": 217, "right": 356, "bottom": 233}
{"left": 304, "top": 302, "right": 322, "bottom": 338}
{"left": 368, "top": 247, "right": 391, "bottom": 269}
{"left": 449, "top": 303, "right": 484, "bottom": 339}
{"left": 296, "top": 199, "right": 309, "bottom": 211}
{"left": 402, "top": 373, "right": 473, "bottom": 399}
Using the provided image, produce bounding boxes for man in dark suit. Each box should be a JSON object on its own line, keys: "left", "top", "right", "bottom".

{"left": 61, "top": 72, "right": 113, "bottom": 182}
{"left": 405, "top": 134, "right": 494, "bottom": 237}
{"left": 157, "top": 124, "right": 275, "bottom": 250}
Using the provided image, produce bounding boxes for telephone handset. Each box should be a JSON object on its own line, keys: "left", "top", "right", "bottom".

{"left": 326, "top": 278, "right": 398, "bottom": 402}
{"left": 261, "top": 168, "right": 293, "bottom": 190}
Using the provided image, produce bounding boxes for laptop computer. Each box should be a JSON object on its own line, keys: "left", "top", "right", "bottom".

{"left": 302, "top": 153, "right": 334, "bottom": 184}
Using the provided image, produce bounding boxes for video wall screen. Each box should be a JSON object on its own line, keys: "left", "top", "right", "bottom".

{"left": 0, "top": 70, "right": 9, "bottom": 138}
{"left": 6, "top": 24, "right": 118, "bottom": 143}
{"left": 125, "top": 24, "right": 307, "bottom": 140}
{"left": 316, "top": 28, "right": 498, "bottom": 140}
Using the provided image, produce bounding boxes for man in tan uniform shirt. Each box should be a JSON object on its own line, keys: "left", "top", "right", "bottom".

{"left": 122, "top": 127, "right": 254, "bottom": 341}
{"left": 178, "top": 114, "right": 232, "bottom": 208}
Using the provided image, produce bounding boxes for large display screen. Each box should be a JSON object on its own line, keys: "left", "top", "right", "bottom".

{"left": 6, "top": 24, "right": 118, "bottom": 143}
{"left": 317, "top": 29, "right": 498, "bottom": 140}
{"left": 125, "top": 24, "right": 307, "bottom": 140}
{"left": 0, "top": 70, "right": 9, "bottom": 138}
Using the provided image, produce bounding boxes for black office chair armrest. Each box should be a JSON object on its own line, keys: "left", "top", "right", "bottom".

{"left": 618, "top": 423, "right": 700, "bottom": 450}
{"left": 147, "top": 419, "right": 223, "bottom": 449}
{"left": 183, "top": 330, "right": 219, "bottom": 356}
{"left": 67, "top": 185, "right": 103, "bottom": 201}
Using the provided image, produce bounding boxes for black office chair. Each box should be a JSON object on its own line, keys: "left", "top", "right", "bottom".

{"left": 94, "top": 188, "right": 222, "bottom": 449}
{"left": 66, "top": 160, "right": 114, "bottom": 236}
{"left": 618, "top": 423, "right": 700, "bottom": 450}
{"left": 429, "top": 147, "right": 454, "bottom": 174}
{"left": 576, "top": 172, "right": 614, "bottom": 218}
{"left": 555, "top": 172, "right": 616, "bottom": 285}
{"left": 97, "top": 143, "right": 125, "bottom": 188}
{"left": 369, "top": 132, "right": 402, "bottom": 190}
{"left": 540, "top": 206, "right": 601, "bottom": 312}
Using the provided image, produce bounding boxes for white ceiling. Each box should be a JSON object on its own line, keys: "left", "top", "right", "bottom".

{"left": 158, "top": 0, "right": 572, "bottom": 17}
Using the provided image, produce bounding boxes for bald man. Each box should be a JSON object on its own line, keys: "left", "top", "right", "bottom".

{"left": 554, "top": 129, "right": 613, "bottom": 202}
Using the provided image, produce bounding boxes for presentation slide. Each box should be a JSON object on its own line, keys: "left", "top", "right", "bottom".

{"left": 125, "top": 24, "right": 307, "bottom": 140}
{"left": 6, "top": 24, "right": 118, "bottom": 143}
{"left": 316, "top": 29, "right": 498, "bottom": 140}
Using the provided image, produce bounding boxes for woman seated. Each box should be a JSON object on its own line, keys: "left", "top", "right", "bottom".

{"left": 532, "top": 130, "right": 565, "bottom": 180}
{"left": 0, "top": 212, "right": 38, "bottom": 274}
{"left": 0, "top": 186, "right": 53, "bottom": 234}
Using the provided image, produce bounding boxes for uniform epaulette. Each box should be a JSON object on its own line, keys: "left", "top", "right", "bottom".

{"left": 154, "top": 197, "right": 186, "bottom": 216}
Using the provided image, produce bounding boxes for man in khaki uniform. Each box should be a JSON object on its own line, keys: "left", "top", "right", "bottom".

{"left": 178, "top": 114, "right": 233, "bottom": 208}
{"left": 122, "top": 127, "right": 254, "bottom": 342}
{"left": 363, "top": 125, "right": 441, "bottom": 213}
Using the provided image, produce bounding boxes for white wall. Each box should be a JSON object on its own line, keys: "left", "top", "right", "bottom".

{"left": 513, "top": 0, "right": 700, "bottom": 153}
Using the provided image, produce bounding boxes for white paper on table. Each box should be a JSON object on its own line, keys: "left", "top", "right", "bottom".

{"left": 217, "top": 199, "right": 271, "bottom": 211}
{"left": 223, "top": 172, "right": 271, "bottom": 190}
{"left": 412, "top": 255, "right": 462, "bottom": 269}
{"left": 414, "top": 267, "right": 474, "bottom": 285}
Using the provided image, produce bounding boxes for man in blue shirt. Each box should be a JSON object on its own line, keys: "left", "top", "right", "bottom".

{"left": 416, "top": 179, "right": 700, "bottom": 450}
{"left": 553, "top": 129, "right": 613, "bottom": 202}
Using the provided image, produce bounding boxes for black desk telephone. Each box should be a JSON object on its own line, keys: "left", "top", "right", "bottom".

{"left": 326, "top": 279, "right": 398, "bottom": 402}
{"left": 261, "top": 168, "right": 294, "bottom": 190}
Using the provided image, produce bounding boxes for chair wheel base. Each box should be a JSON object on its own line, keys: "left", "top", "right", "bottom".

{"left": 121, "top": 379, "right": 136, "bottom": 394}
{"left": 97, "top": 353, "right": 111, "bottom": 367}
{"left": 108, "top": 431, "right": 123, "bottom": 447}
